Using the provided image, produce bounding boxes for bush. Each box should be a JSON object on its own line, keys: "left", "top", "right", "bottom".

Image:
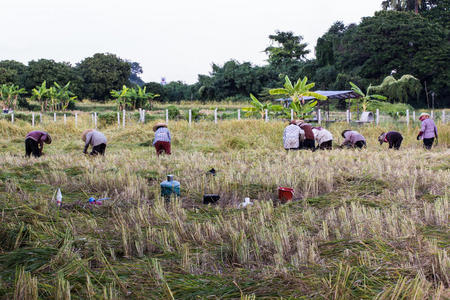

{"left": 167, "top": 105, "right": 180, "bottom": 119}
{"left": 367, "top": 101, "right": 414, "bottom": 119}
{"left": 98, "top": 112, "right": 118, "bottom": 126}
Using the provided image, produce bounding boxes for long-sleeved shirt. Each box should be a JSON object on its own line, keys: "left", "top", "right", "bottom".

{"left": 283, "top": 124, "right": 301, "bottom": 149}
{"left": 85, "top": 131, "right": 107, "bottom": 151}
{"left": 384, "top": 131, "right": 403, "bottom": 144}
{"left": 312, "top": 128, "right": 333, "bottom": 146}
{"left": 26, "top": 131, "right": 49, "bottom": 148}
{"left": 343, "top": 131, "right": 365, "bottom": 145}
{"left": 299, "top": 123, "right": 314, "bottom": 140}
{"left": 419, "top": 118, "right": 437, "bottom": 139}
{"left": 153, "top": 127, "right": 171, "bottom": 145}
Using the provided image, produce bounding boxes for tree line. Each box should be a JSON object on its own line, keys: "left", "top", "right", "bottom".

{"left": 0, "top": 0, "right": 448, "bottom": 108}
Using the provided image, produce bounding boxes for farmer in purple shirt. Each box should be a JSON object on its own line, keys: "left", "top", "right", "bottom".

{"left": 417, "top": 113, "right": 438, "bottom": 149}
{"left": 341, "top": 130, "right": 366, "bottom": 149}
{"left": 378, "top": 131, "right": 403, "bottom": 150}
{"left": 25, "top": 130, "right": 52, "bottom": 157}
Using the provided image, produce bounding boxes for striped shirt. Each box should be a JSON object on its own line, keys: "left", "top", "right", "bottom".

{"left": 153, "top": 127, "right": 171, "bottom": 145}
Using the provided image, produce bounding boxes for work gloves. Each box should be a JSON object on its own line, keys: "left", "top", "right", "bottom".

{"left": 416, "top": 135, "right": 421, "bottom": 140}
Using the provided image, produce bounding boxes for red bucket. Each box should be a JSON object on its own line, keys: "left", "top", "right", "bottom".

{"left": 278, "top": 187, "right": 294, "bottom": 203}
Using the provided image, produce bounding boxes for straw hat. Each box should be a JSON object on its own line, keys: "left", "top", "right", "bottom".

{"left": 419, "top": 112, "right": 430, "bottom": 121}
{"left": 81, "top": 129, "right": 94, "bottom": 142}
{"left": 153, "top": 122, "right": 167, "bottom": 132}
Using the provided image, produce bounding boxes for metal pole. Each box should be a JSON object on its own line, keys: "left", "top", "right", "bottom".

{"left": 32, "top": 112, "right": 35, "bottom": 127}
{"left": 406, "top": 109, "right": 409, "bottom": 127}
{"left": 165, "top": 109, "right": 169, "bottom": 124}
{"left": 122, "top": 109, "right": 126, "bottom": 128}
{"left": 376, "top": 109, "right": 379, "bottom": 126}
{"left": 214, "top": 108, "right": 217, "bottom": 124}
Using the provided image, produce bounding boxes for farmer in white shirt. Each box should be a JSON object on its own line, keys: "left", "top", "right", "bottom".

{"left": 283, "top": 121, "right": 303, "bottom": 150}
{"left": 312, "top": 127, "right": 333, "bottom": 150}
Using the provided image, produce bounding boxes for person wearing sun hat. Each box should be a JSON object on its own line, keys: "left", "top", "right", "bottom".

{"left": 153, "top": 122, "right": 171, "bottom": 156}
{"left": 417, "top": 112, "right": 437, "bottom": 149}
{"left": 82, "top": 129, "right": 107, "bottom": 155}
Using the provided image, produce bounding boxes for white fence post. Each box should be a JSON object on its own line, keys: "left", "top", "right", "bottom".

{"left": 431, "top": 110, "right": 434, "bottom": 119}
{"left": 346, "top": 110, "right": 350, "bottom": 123}
{"left": 138, "top": 108, "right": 142, "bottom": 123}
{"left": 64, "top": 114, "right": 67, "bottom": 125}
{"left": 290, "top": 109, "right": 294, "bottom": 121}
{"left": 32, "top": 112, "right": 35, "bottom": 127}
{"left": 122, "top": 109, "right": 126, "bottom": 128}
{"left": 94, "top": 112, "right": 97, "bottom": 129}
{"left": 406, "top": 109, "right": 409, "bottom": 127}
{"left": 75, "top": 113, "right": 78, "bottom": 128}
{"left": 413, "top": 111, "right": 416, "bottom": 122}
{"left": 376, "top": 109, "right": 379, "bottom": 126}
{"left": 165, "top": 109, "right": 169, "bottom": 124}
{"left": 237, "top": 109, "right": 240, "bottom": 120}
{"left": 188, "top": 109, "right": 192, "bottom": 125}
{"left": 116, "top": 112, "right": 120, "bottom": 127}
{"left": 318, "top": 109, "right": 321, "bottom": 125}
{"left": 214, "top": 108, "right": 218, "bottom": 124}
{"left": 53, "top": 113, "right": 56, "bottom": 122}
{"left": 442, "top": 110, "right": 446, "bottom": 124}
{"left": 142, "top": 110, "right": 145, "bottom": 123}
{"left": 265, "top": 109, "right": 268, "bottom": 122}
{"left": 11, "top": 113, "right": 14, "bottom": 124}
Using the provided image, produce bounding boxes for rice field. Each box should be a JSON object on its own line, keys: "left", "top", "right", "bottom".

{"left": 0, "top": 116, "right": 448, "bottom": 299}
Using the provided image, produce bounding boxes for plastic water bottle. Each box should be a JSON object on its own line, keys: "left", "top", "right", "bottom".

{"left": 239, "top": 197, "right": 253, "bottom": 208}
{"left": 56, "top": 188, "right": 62, "bottom": 207}
{"left": 89, "top": 197, "right": 96, "bottom": 204}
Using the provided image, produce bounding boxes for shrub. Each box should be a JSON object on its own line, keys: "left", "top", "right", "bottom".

{"left": 167, "top": 105, "right": 180, "bottom": 119}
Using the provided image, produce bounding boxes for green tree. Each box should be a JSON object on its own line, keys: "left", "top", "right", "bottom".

{"left": 0, "top": 60, "right": 27, "bottom": 86}
{"left": 349, "top": 81, "right": 387, "bottom": 112}
{"left": 110, "top": 85, "right": 130, "bottom": 111}
{"left": 77, "top": 53, "right": 131, "bottom": 101}
{"left": 367, "top": 75, "right": 422, "bottom": 103}
{"left": 53, "top": 82, "right": 77, "bottom": 111}
{"left": 264, "top": 31, "right": 310, "bottom": 65}
{"left": 31, "top": 81, "right": 50, "bottom": 112}
{"left": 242, "top": 94, "right": 283, "bottom": 119}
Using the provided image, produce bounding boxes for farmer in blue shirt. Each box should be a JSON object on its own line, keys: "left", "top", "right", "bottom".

{"left": 153, "top": 122, "right": 171, "bottom": 156}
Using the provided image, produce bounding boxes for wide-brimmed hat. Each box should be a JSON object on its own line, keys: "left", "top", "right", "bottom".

{"left": 81, "top": 129, "right": 94, "bottom": 142}
{"left": 419, "top": 112, "right": 430, "bottom": 121}
{"left": 153, "top": 122, "right": 167, "bottom": 132}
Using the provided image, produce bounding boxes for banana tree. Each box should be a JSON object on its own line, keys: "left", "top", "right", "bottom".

{"left": 0, "top": 84, "right": 12, "bottom": 109}
{"left": 137, "top": 86, "right": 159, "bottom": 110}
{"left": 349, "top": 82, "right": 387, "bottom": 112}
{"left": 54, "top": 82, "right": 77, "bottom": 111}
{"left": 270, "top": 75, "right": 326, "bottom": 118}
{"left": 10, "top": 85, "right": 26, "bottom": 110}
{"left": 286, "top": 99, "right": 318, "bottom": 119}
{"left": 110, "top": 85, "right": 130, "bottom": 111}
{"left": 242, "top": 93, "right": 283, "bottom": 119}
{"left": 32, "top": 81, "right": 50, "bottom": 112}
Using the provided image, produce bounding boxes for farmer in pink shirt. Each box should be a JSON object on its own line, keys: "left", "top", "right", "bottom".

{"left": 25, "top": 130, "right": 52, "bottom": 157}
{"left": 417, "top": 113, "right": 438, "bottom": 149}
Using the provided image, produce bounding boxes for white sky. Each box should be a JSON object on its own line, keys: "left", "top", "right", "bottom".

{"left": 1, "top": 0, "right": 381, "bottom": 84}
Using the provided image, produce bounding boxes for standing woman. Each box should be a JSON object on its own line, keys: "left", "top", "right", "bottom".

{"left": 82, "top": 129, "right": 107, "bottom": 155}
{"left": 25, "top": 130, "right": 52, "bottom": 157}
{"left": 417, "top": 113, "right": 438, "bottom": 150}
{"left": 153, "top": 122, "right": 171, "bottom": 156}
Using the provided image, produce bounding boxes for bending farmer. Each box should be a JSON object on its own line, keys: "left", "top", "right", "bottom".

{"left": 417, "top": 113, "right": 437, "bottom": 150}
{"left": 297, "top": 120, "right": 315, "bottom": 150}
{"left": 341, "top": 130, "right": 366, "bottom": 149}
{"left": 312, "top": 127, "right": 333, "bottom": 150}
{"left": 283, "top": 121, "right": 302, "bottom": 150}
{"left": 25, "top": 130, "right": 52, "bottom": 157}
{"left": 378, "top": 131, "right": 403, "bottom": 150}
{"left": 82, "top": 129, "right": 107, "bottom": 155}
{"left": 153, "top": 122, "right": 171, "bottom": 156}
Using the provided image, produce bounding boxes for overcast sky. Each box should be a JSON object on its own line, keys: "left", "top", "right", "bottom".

{"left": 1, "top": 0, "right": 381, "bottom": 84}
